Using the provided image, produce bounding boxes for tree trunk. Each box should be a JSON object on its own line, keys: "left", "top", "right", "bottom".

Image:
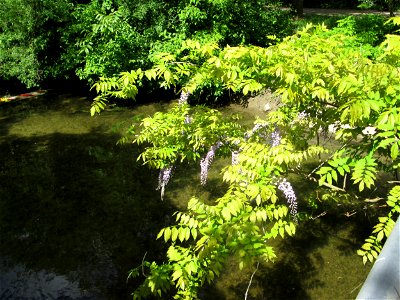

{"left": 388, "top": 0, "right": 394, "bottom": 17}
{"left": 295, "top": 0, "right": 304, "bottom": 18}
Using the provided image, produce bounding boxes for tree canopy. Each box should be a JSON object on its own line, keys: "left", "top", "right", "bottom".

{"left": 0, "top": 0, "right": 293, "bottom": 87}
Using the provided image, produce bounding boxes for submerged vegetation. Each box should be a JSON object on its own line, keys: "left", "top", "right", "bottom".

{"left": 1, "top": 0, "right": 400, "bottom": 299}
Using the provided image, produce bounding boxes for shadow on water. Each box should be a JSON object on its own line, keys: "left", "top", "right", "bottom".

{"left": 199, "top": 211, "right": 372, "bottom": 300}
{"left": 0, "top": 130, "right": 179, "bottom": 299}
{"left": 0, "top": 94, "right": 180, "bottom": 299}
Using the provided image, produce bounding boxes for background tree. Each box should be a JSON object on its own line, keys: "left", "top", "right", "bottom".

{"left": 0, "top": 0, "right": 293, "bottom": 88}
{"left": 358, "top": 0, "right": 400, "bottom": 16}
{"left": 295, "top": 0, "right": 304, "bottom": 17}
{"left": 0, "top": 0, "right": 74, "bottom": 87}
{"left": 70, "top": 0, "right": 292, "bottom": 84}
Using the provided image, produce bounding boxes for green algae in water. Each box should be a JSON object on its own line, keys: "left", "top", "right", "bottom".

{"left": 0, "top": 93, "right": 372, "bottom": 299}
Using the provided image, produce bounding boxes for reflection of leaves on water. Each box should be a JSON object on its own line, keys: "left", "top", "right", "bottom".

{"left": 74, "top": 233, "right": 119, "bottom": 292}
{"left": 87, "top": 146, "right": 113, "bottom": 162}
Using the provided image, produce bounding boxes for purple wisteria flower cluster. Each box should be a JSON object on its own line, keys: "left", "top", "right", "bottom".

{"left": 293, "top": 111, "right": 317, "bottom": 131}
{"left": 200, "top": 141, "right": 223, "bottom": 185}
{"left": 297, "top": 111, "right": 309, "bottom": 120}
{"left": 184, "top": 115, "right": 192, "bottom": 124}
{"left": 270, "top": 130, "right": 281, "bottom": 147}
{"left": 179, "top": 91, "right": 190, "bottom": 105}
{"left": 182, "top": 115, "right": 192, "bottom": 135}
{"left": 277, "top": 178, "right": 298, "bottom": 218}
{"left": 245, "top": 122, "right": 268, "bottom": 140}
{"left": 157, "top": 166, "right": 174, "bottom": 200}
{"left": 230, "top": 124, "right": 281, "bottom": 170}
{"left": 244, "top": 123, "right": 281, "bottom": 148}
{"left": 231, "top": 150, "right": 239, "bottom": 165}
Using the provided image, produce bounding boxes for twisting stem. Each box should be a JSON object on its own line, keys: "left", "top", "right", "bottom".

{"left": 244, "top": 262, "right": 260, "bottom": 300}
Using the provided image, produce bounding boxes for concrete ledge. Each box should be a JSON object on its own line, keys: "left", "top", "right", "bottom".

{"left": 356, "top": 217, "right": 400, "bottom": 300}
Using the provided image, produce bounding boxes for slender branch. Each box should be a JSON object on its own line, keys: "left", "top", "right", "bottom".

{"left": 141, "top": 252, "right": 148, "bottom": 277}
{"left": 167, "top": 61, "right": 198, "bottom": 66}
{"left": 307, "top": 154, "right": 332, "bottom": 179}
{"left": 344, "top": 210, "right": 357, "bottom": 217}
{"left": 311, "top": 211, "right": 327, "bottom": 220}
{"left": 364, "top": 197, "right": 384, "bottom": 203}
{"left": 349, "top": 281, "right": 363, "bottom": 294}
{"left": 317, "top": 100, "right": 339, "bottom": 108}
{"left": 306, "top": 141, "right": 356, "bottom": 193}
{"left": 245, "top": 262, "right": 260, "bottom": 300}
{"left": 308, "top": 175, "right": 346, "bottom": 192}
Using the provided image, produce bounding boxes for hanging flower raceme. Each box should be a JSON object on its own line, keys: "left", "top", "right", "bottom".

{"left": 270, "top": 130, "right": 281, "bottom": 147}
{"left": 245, "top": 122, "right": 268, "bottom": 140}
{"left": 297, "top": 111, "right": 309, "bottom": 120}
{"left": 200, "top": 142, "right": 223, "bottom": 185}
{"left": 362, "top": 126, "right": 377, "bottom": 136}
{"left": 244, "top": 122, "right": 281, "bottom": 147}
{"left": 277, "top": 178, "right": 298, "bottom": 219}
{"left": 178, "top": 91, "right": 190, "bottom": 105}
{"left": 184, "top": 115, "right": 192, "bottom": 124}
{"left": 231, "top": 150, "right": 239, "bottom": 166}
{"left": 157, "top": 166, "right": 174, "bottom": 200}
{"left": 180, "top": 91, "right": 192, "bottom": 134}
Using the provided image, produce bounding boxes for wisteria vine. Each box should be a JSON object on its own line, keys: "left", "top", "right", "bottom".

{"left": 155, "top": 91, "right": 191, "bottom": 199}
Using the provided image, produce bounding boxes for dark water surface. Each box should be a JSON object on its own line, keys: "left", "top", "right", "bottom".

{"left": 0, "top": 93, "right": 372, "bottom": 299}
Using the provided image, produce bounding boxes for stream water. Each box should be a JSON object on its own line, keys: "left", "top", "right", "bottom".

{"left": 0, "top": 92, "right": 372, "bottom": 299}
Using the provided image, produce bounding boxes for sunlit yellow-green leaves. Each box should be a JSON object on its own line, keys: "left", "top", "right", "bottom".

{"left": 92, "top": 22, "right": 400, "bottom": 298}
{"left": 358, "top": 186, "right": 400, "bottom": 264}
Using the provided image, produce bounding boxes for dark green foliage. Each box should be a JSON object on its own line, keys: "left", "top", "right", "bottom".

{"left": 0, "top": 0, "right": 74, "bottom": 87}
{"left": 72, "top": 0, "right": 293, "bottom": 84}
{"left": 66, "top": 0, "right": 171, "bottom": 84}
{"left": 319, "top": 0, "right": 359, "bottom": 9}
{"left": 2, "top": 0, "right": 396, "bottom": 92}
{"left": 333, "top": 14, "right": 397, "bottom": 45}
{"left": 358, "top": 0, "right": 400, "bottom": 11}
{"left": 294, "top": 14, "right": 399, "bottom": 60}
{"left": 0, "top": 0, "right": 293, "bottom": 88}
